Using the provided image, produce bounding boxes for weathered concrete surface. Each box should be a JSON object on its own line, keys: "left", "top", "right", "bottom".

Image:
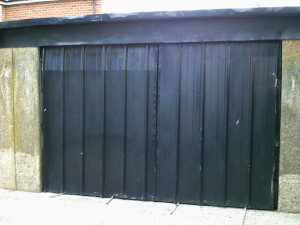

{"left": 0, "top": 48, "right": 41, "bottom": 192}
{"left": 0, "top": 49, "right": 15, "bottom": 190}
{"left": 0, "top": 189, "right": 299, "bottom": 225}
{"left": 279, "top": 174, "right": 300, "bottom": 214}
{"left": 279, "top": 40, "right": 300, "bottom": 214}
{"left": 15, "top": 153, "right": 41, "bottom": 192}
{"left": 13, "top": 48, "right": 41, "bottom": 192}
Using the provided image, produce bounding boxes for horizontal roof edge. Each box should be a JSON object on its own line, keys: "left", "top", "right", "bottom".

{"left": 0, "top": 7, "right": 300, "bottom": 29}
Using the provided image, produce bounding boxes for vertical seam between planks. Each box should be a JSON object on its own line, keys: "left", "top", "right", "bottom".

{"left": 154, "top": 45, "right": 160, "bottom": 201}
{"left": 258, "top": 44, "right": 263, "bottom": 207}
{"left": 191, "top": 45, "right": 196, "bottom": 203}
{"left": 62, "top": 47, "right": 66, "bottom": 193}
{"left": 191, "top": 45, "right": 197, "bottom": 203}
{"left": 258, "top": 44, "right": 263, "bottom": 172}
{"left": 247, "top": 43, "right": 252, "bottom": 207}
{"left": 176, "top": 44, "right": 182, "bottom": 203}
{"left": 144, "top": 45, "right": 150, "bottom": 199}
{"left": 241, "top": 44, "right": 245, "bottom": 206}
{"left": 200, "top": 44, "right": 206, "bottom": 204}
{"left": 123, "top": 46, "right": 128, "bottom": 197}
{"left": 217, "top": 45, "right": 221, "bottom": 204}
{"left": 241, "top": 45, "right": 245, "bottom": 204}
{"left": 248, "top": 43, "right": 255, "bottom": 207}
{"left": 266, "top": 43, "right": 271, "bottom": 207}
{"left": 102, "top": 46, "right": 107, "bottom": 197}
{"left": 224, "top": 44, "right": 230, "bottom": 206}
{"left": 81, "top": 47, "right": 86, "bottom": 195}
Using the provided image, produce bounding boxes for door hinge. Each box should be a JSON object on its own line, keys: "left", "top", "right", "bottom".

{"left": 274, "top": 73, "right": 281, "bottom": 88}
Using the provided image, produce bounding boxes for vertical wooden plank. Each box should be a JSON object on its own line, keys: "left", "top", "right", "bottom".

{"left": 83, "top": 46, "right": 105, "bottom": 196}
{"left": 125, "top": 46, "right": 148, "bottom": 198}
{"left": 202, "top": 44, "right": 227, "bottom": 206}
{"left": 156, "top": 44, "right": 180, "bottom": 202}
{"left": 64, "top": 46, "right": 84, "bottom": 194}
{"left": 177, "top": 44, "right": 202, "bottom": 204}
{"left": 104, "top": 46, "right": 126, "bottom": 197}
{"left": 146, "top": 46, "right": 158, "bottom": 201}
{"left": 250, "top": 42, "right": 277, "bottom": 209}
{"left": 226, "top": 43, "right": 252, "bottom": 206}
{"left": 43, "top": 47, "right": 64, "bottom": 193}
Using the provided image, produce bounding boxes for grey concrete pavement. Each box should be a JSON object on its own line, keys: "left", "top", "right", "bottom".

{"left": 0, "top": 189, "right": 299, "bottom": 225}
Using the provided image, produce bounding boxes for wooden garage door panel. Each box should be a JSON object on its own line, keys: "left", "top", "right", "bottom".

{"left": 42, "top": 42, "right": 280, "bottom": 209}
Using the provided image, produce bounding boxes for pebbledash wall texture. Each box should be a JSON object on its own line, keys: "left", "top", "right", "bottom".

{"left": 0, "top": 48, "right": 41, "bottom": 191}
{"left": 278, "top": 41, "right": 300, "bottom": 214}
{"left": 0, "top": 0, "right": 101, "bottom": 21}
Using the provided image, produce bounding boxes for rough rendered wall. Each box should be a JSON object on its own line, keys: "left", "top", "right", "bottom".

{"left": 0, "top": 49, "right": 15, "bottom": 190}
{"left": 0, "top": 47, "right": 41, "bottom": 192}
{"left": 278, "top": 40, "right": 300, "bottom": 214}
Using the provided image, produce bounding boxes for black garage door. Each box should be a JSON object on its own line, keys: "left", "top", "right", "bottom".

{"left": 42, "top": 42, "right": 280, "bottom": 209}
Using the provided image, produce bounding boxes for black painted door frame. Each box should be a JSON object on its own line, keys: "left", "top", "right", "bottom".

{"left": 41, "top": 41, "right": 281, "bottom": 209}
